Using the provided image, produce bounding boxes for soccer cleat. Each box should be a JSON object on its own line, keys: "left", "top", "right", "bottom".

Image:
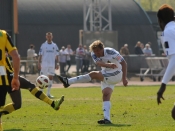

{"left": 0, "top": 123, "right": 3, "bottom": 131}
{"left": 53, "top": 95, "right": 64, "bottom": 110}
{"left": 97, "top": 119, "right": 112, "bottom": 124}
{"left": 47, "top": 94, "right": 54, "bottom": 98}
{"left": 56, "top": 75, "right": 70, "bottom": 88}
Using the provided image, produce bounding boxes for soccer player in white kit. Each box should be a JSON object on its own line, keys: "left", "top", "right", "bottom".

{"left": 156, "top": 4, "right": 175, "bottom": 120}
{"left": 57, "top": 40, "right": 128, "bottom": 124}
{"left": 38, "top": 32, "right": 59, "bottom": 98}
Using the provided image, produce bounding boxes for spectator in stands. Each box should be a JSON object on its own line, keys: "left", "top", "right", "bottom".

{"left": 134, "top": 41, "right": 143, "bottom": 55}
{"left": 27, "top": 44, "right": 35, "bottom": 73}
{"left": 120, "top": 44, "right": 130, "bottom": 56}
{"left": 147, "top": 42, "right": 152, "bottom": 47}
{"left": 75, "top": 44, "right": 85, "bottom": 75}
{"left": 59, "top": 46, "right": 67, "bottom": 76}
{"left": 82, "top": 45, "right": 90, "bottom": 73}
{"left": 65, "top": 45, "right": 74, "bottom": 74}
{"left": 140, "top": 43, "right": 145, "bottom": 52}
{"left": 143, "top": 43, "right": 153, "bottom": 56}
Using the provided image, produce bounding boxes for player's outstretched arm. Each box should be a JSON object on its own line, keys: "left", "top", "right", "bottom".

{"left": 96, "top": 61, "right": 117, "bottom": 68}
{"left": 120, "top": 60, "right": 128, "bottom": 87}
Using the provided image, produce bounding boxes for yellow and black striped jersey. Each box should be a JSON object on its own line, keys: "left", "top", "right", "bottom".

{"left": 0, "top": 56, "right": 15, "bottom": 86}
{"left": 0, "top": 30, "right": 16, "bottom": 68}
{"left": 0, "top": 30, "right": 16, "bottom": 86}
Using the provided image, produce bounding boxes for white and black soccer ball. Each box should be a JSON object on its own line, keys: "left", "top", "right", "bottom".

{"left": 36, "top": 75, "right": 50, "bottom": 89}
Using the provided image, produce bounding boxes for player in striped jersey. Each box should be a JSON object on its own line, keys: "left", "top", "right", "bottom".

{"left": 0, "top": 54, "right": 64, "bottom": 131}
{"left": 0, "top": 30, "right": 64, "bottom": 131}
{"left": 57, "top": 40, "right": 128, "bottom": 124}
{"left": 0, "top": 29, "right": 20, "bottom": 131}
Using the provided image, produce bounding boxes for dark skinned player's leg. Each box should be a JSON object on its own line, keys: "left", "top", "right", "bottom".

{"left": 19, "top": 76, "right": 55, "bottom": 107}
{"left": 18, "top": 76, "right": 63, "bottom": 110}
{"left": 0, "top": 75, "right": 22, "bottom": 117}
{"left": 0, "top": 84, "right": 21, "bottom": 131}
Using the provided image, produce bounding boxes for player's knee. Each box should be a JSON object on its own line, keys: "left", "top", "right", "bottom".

{"left": 89, "top": 71, "right": 100, "bottom": 79}
{"left": 30, "top": 83, "right": 36, "bottom": 88}
{"left": 13, "top": 102, "right": 22, "bottom": 110}
{"left": 171, "top": 106, "right": 175, "bottom": 120}
{"left": 29, "top": 83, "right": 36, "bottom": 90}
{"left": 103, "top": 92, "right": 111, "bottom": 100}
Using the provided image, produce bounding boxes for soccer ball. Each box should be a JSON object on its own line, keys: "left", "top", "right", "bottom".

{"left": 36, "top": 75, "right": 50, "bottom": 89}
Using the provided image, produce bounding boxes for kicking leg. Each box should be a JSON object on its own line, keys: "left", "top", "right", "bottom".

{"left": 56, "top": 71, "right": 103, "bottom": 88}
{"left": 19, "top": 75, "right": 64, "bottom": 110}
{"left": 29, "top": 87, "right": 64, "bottom": 110}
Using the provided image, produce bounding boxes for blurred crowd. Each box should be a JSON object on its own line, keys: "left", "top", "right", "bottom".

{"left": 26, "top": 40, "right": 154, "bottom": 76}
{"left": 26, "top": 43, "right": 92, "bottom": 76}
{"left": 120, "top": 41, "right": 153, "bottom": 56}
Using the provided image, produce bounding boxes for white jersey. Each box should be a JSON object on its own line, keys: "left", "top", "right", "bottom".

{"left": 39, "top": 41, "right": 59, "bottom": 68}
{"left": 91, "top": 47, "right": 124, "bottom": 72}
{"left": 160, "top": 21, "right": 175, "bottom": 56}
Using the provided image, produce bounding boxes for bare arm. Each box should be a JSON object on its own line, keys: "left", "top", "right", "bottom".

{"left": 96, "top": 61, "right": 117, "bottom": 69}
{"left": 9, "top": 50, "right": 20, "bottom": 79}
{"left": 38, "top": 55, "right": 42, "bottom": 70}
{"left": 55, "top": 55, "right": 59, "bottom": 63}
{"left": 9, "top": 49, "right": 20, "bottom": 90}
{"left": 55, "top": 55, "right": 59, "bottom": 70}
{"left": 120, "top": 60, "right": 128, "bottom": 86}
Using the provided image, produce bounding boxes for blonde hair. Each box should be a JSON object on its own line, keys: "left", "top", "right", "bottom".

{"left": 46, "top": 32, "right": 53, "bottom": 36}
{"left": 89, "top": 40, "right": 105, "bottom": 52}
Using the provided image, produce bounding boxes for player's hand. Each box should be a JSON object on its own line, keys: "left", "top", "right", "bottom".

{"left": 108, "top": 63, "right": 117, "bottom": 69}
{"left": 157, "top": 84, "right": 166, "bottom": 105}
{"left": 123, "top": 79, "right": 128, "bottom": 87}
{"left": 38, "top": 63, "right": 41, "bottom": 70}
{"left": 11, "top": 78, "right": 20, "bottom": 91}
{"left": 55, "top": 65, "right": 59, "bottom": 70}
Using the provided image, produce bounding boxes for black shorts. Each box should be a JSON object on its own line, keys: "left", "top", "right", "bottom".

{"left": 0, "top": 72, "right": 15, "bottom": 106}
{"left": 0, "top": 72, "right": 35, "bottom": 106}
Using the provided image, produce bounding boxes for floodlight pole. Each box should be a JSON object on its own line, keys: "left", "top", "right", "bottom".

{"left": 83, "top": 0, "right": 112, "bottom": 31}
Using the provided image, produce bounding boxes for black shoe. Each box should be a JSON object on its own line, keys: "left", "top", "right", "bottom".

{"left": 97, "top": 119, "right": 112, "bottom": 124}
{"left": 56, "top": 74, "right": 70, "bottom": 88}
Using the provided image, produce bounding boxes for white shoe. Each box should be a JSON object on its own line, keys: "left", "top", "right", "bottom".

{"left": 47, "top": 94, "right": 54, "bottom": 98}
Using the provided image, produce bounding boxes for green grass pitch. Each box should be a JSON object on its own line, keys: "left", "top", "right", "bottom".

{"left": 2, "top": 85, "right": 175, "bottom": 131}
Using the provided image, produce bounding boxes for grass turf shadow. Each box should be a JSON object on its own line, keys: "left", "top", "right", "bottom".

{"left": 98, "top": 123, "right": 131, "bottom": 127}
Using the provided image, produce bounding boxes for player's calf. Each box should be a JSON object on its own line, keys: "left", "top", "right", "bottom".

{"left": 171, "top": 105, "right": 175, "bottom": 120}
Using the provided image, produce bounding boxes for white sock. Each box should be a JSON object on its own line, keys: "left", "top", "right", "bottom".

{"left": 47, "top": 80, "right": 52, "bottom": 95}
{"left": 103, "top": 101, "right": 111, "bottom": 121}
{"left": 68, "top": 74, "right": 91, "bottom": 85}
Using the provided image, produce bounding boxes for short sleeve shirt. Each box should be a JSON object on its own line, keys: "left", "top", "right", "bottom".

{"left": 0, "top": 30, "right": 16, "bottom": 69}
{"left": 91, "top": 47, "right": 124, "bottom": 72}
{"left": 39, "top": 41, "right": 59, "bottom": 68}
{"left": 160, "top": 21, "right": 175, "bottom": 56}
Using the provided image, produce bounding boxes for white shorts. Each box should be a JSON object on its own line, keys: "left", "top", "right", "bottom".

{"left": 40, "top": 67, "right": 55, "bottom": 76}
{"left": 101, "top": 70, "right": 122, "bottom": 90}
